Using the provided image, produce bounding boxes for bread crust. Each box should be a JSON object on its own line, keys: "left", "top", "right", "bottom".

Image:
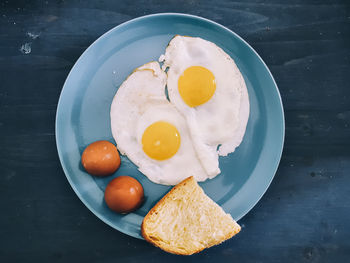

{"left": 141, "top": 176, "right": 241, "bottom": 255}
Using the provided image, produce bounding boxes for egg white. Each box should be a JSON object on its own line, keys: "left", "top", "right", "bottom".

{"left": 161, "top": 36, "right": 250, "bottom": 177}
{"left": 110, "top": 62, "right": 211, "bottom": 185}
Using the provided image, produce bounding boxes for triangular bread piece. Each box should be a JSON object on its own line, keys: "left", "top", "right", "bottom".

{"left": 141, "top": 176, "right": 241, "bottom": 255}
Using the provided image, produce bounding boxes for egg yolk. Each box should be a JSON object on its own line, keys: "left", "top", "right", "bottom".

{"left": 178, "top": 66, "right": 216, "bottom": 107}
{"left": 142, "top": 121, "right": 181, "bottom": 161}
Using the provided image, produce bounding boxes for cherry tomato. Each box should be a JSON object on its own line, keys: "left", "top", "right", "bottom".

{"left": 81, "top": 140, "right": 120, "bottom": 176}
{"left": 104, "top": 176, "right": 144, "bottom": 213}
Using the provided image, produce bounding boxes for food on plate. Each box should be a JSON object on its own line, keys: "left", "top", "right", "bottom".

{"left": 109, "top": 35, "right": 250, "bottom": 186}
{"left": 160, "top": 35, "right": 250, "bottom": 176}
{"left": 104, "top": 176, "right": 144, "bottom": 213}
{"left": 110, "top": 61, "right": 215, "bottom": 185}
{"left": 141, "top": 176, "right": 241, "bottom": 255}
{"left": 81, "top": 140, "right": 121, "bottom": 176}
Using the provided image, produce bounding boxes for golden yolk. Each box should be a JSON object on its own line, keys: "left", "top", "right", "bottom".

{"left": 142, "top": 121, "right": 181, "bottom": 161}
{"left": 178, "top": 66, "right": 216, "bottom": 107}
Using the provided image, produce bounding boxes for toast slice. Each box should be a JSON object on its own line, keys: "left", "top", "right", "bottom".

{"left": 141, "top": 176, "right": 241, "bottom": 255}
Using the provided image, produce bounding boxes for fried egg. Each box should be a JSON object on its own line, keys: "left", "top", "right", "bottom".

{"left": 110, "top": 62, "right": 212, "bottom": 185}
{"left": 161, "top": 36, "right": 250, "bottom": 177}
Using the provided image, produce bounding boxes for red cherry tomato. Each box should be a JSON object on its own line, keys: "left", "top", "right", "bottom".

{"left": 104, "top": 176, "right": 144, "bottom": 213}
{"left": 81, "top": 140, "right": 121, "bottom": 176}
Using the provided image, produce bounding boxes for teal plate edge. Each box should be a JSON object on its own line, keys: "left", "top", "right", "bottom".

{"left": 55, "top": 13, "right": 285, "bottom": 239}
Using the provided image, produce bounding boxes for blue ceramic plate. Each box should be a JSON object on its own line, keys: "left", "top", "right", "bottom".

{"left": 56, "top": 13, "right": 284, "bottom": 239}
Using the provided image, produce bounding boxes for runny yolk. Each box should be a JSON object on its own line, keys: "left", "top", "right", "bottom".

{"left": 142, "top": 121, "right": 181, "bottom": 161}
{"left": 178, "top": 66, "right": 216, "bottom": 107}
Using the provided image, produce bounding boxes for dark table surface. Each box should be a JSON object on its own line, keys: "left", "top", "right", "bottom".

{"left": 1, "top": 0, "right": 350, "bottom": 262}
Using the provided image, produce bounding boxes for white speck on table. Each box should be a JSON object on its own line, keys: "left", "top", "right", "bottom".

{"left": 19, "top": 42, "right": 32, "bottom": 54}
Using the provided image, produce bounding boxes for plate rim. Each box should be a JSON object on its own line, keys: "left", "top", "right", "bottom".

{"left": 55, "top": 12, "right": 285, "bottom": 239}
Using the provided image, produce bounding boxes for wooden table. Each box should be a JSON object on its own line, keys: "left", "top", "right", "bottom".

{"left": 1, "top": 0, "right": 349, "bottom": 262}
